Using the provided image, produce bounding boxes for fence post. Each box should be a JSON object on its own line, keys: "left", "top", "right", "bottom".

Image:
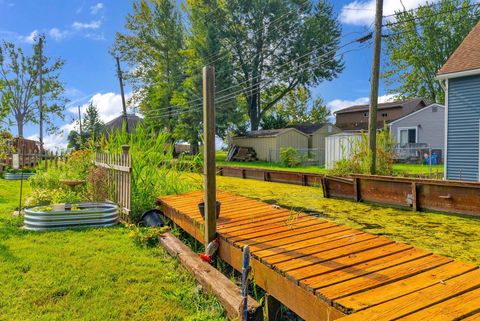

{"left": 411, "top": 182, "right": 418, "bottom": 211}
{"left": 353, "top": 177, "right": 360, "bottom": 202}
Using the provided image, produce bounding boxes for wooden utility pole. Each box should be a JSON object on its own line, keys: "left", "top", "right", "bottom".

{"left": 37, "top": 36, "right": 44, "bottom": 151}
{"left": 368, "top": 0, "right": 383, "bottom": 175}
{"left": 203, "top": 66, "right": 216, "bottom": 244}
{"left": 115, "top": 56, "right": 129, "bottom": 133}
{"left": 77, "top": 105, "right": 83, "bottom": 147}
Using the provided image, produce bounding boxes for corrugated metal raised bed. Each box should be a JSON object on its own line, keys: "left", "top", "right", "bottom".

{"left": 4, "top": 172, "right": 36, "bottom": 180}
{"left": 24, "top": 202, "right": 118, "bottom": 231}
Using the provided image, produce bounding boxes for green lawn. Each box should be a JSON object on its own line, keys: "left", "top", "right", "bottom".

{"left": 212, "top": 175, "right": 480, "bottom": 265}
{"left": 0, "top": 179, "right": 226, "bottom": 321}
{"left": 216, "top": 151, "right": 444, "bottom": 176}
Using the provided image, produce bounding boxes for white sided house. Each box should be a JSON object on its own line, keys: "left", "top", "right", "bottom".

{"left": 231, "top": 128, "right": 309, "bottom": 162}
{"left": 388, "top": 104, "right": 445, "bottom": 162}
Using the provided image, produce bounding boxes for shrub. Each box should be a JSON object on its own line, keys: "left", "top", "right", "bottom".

{"left": 280, "top": 147, "right": 301, "bottom": 167}
{"left": 330, "top": 125, "right": 395, "bottom": 176}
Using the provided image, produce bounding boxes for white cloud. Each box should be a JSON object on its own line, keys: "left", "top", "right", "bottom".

{"left": 90, "top": 2, "right": 104, "bottom": 15}
{"left": 72, "top": 20, "right": 101, "bottom": 30}
{"left": 327, "top": 94, "right": 397, "bottom": 113}
{"left": 48, "top": 28, "right": 68, "bottom": 41}
{"left": 340, "top": 0, "right": 440, "bottom": 26}
{"left": 19, "top": 29, "right": 39, "bottom": 44}
{"left": 27, "top": 128, "right": 69, "bottom": 151}
{"left": 69, "top": 92, "right": 135, "bottom": 123}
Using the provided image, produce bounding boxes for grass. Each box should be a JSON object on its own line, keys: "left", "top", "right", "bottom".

{"left": 211, "top": 175, "right": 480, "bottom": 265}
{"left": 0, "top": 179, "right": 226, "bottom": 321}
{"left": 216, "top": 151, "right": 444, "bottom": 176}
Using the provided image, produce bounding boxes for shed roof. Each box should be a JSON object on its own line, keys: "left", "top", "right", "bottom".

{"left": 234, "top": 127, "right": 306, "bottom": 139}
{"left": 289, "top": 123, "right": 331, "bottom": 135}
{"left": 105, "top": 114, "right": 143, "bottom": 133}
{"left": 334, "top": 98, "right": 426, "bottom": 115}
{"left": 438, "top": 20, "right": 480, "bottom": 77}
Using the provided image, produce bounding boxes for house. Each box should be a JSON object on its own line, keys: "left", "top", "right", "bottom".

{"left": 231, "top": 128, "right": 309, "bottom": 162}
{"left": 335, "top": 98, "right": 428, "bottom": 131}
{"left": 388, "top": 103, "right": 445, "bottom": 163}
{"left": 105, "top": 114, "right": 143, "bottom": 134}
{"left": 289, "top": 123, "right": 342, "bottom": 165}
{"left": 437, "top": 20, "right": 480, "bottom": 181}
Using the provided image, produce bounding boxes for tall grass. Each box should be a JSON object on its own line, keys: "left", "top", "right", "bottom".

{"left": 102, "top": 127, "right": 203, "bottom": 221}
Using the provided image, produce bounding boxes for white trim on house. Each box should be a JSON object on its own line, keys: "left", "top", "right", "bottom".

{"left": 387, "top": 104, "right": 445, "bottom": 127}
{"left": 437, "top": 68, "right": 480, "bottom": 80}
{"left": 397, "top": 126, "right": 419, "bottom": 146}
{"left": 444, "top": 79, "right": 449, "bottom": 179}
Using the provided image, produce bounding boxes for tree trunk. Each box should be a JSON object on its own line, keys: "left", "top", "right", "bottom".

{"left": 248, "top": 88, "right": 261, "bottom": 131}
{"left": 16, "top": 115, "right": 24, "bottom": 138}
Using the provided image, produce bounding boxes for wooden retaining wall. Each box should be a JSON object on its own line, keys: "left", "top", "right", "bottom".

{"left": 217, "top": 166, "right": 480, "bottom": 217}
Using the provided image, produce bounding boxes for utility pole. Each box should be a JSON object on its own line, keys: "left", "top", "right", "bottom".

{"left": 77, "top": 105, "right": 83, "bottom": 147}
{"left": 368, "top": 0, "right": 383, "bottom": 175}
{"left": 37, "top": 36, "right": 44, "bottom": 152}
{"left": 115, "top": 56, "right": 129, "bottom": 133}
{"left": 203, "top": 66, "right": 216, "bottom": 245}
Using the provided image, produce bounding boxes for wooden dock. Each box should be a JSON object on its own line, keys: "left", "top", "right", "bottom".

{"left": 157, "top": 190, "right": 480, "bottom": 321}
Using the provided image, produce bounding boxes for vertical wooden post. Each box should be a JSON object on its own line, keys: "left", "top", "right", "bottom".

{"left": 203, "top": 66, "right": 216, "bottom": 245}
{"left": 411, "top": 182, "right": 418, "bottom": 211}
{"left": 353, "top": 177, "right": 360, "bottom": 202}
{"left": 368, "top": 0, "right": 383, "bottom": 175}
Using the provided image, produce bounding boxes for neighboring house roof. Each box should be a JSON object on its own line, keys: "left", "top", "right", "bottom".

{"left": 234, "top": 127, "right": 307, "bottom": 138}
{"left": 438, "top": 20, "right": 480, "bottom": 78}
{"left": 388, "top": 103, "right": 445, "bottom": 126}
{"left": 288, "top": 123, "right": 332, "bottom": 135}
{"left": 105, "top": 114, "right": 143, "bottom": 133}
{"left": 334, "top": 98, "right": 427, "bottom": 115}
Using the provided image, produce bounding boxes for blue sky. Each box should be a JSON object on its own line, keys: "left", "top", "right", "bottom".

{"left": 0, "top": 0, "right": 438, "bottom": 149}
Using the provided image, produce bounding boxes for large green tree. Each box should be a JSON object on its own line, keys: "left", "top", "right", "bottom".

{"left": 67, "top": 103, "right": 104, "bottom": 150}
{"left": 114, "top": 0, "right": 185, "bottom": 139}
{"left": 219, "top": 0, "right": 343, "bottom": 130}
{"left": 383, "top": 0, "right": 480, "bottom": 103}
{"left": 0, "top": 35, "right": 67, "bottom": 137}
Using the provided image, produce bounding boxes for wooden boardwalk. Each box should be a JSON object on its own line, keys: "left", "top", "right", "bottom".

{"left": 158, "top": 191, "right": 480, "bottom": 321}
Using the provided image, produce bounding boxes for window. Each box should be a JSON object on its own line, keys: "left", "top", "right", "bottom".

{"left": 382, "top": 113, "right": 388, "bottom": 117}
{"left": 399, "top": 127, "right": 417, "bottom": 147}
{"left": 363, "top": 112, "right": 368, "bottom": 117}
{"left": 432, "top": 106, "right": 438, "bottom": 112}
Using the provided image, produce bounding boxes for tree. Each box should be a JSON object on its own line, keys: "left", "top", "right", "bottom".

{"left": 261, "top": 86, "right": 331, "bottom": 129}
{"left": 383, "top": 0, "right": 480, "bottom": 103}
{"left": 67, "top": 103, "right": 104, "bottom": 149}
{"left": 219, "top": 0, "right": 343, "bottom": 130}
{"left": 0, "top": 35, "right": 67, "bottom": 137}
{"left": 83, "top": 102, "right": 104, "bottom": 138}
{"left": 114, "top": 0, "right": 185, "bottom": 140}
{"left": 174, "top": 0, "right": 243, "bottom": 153}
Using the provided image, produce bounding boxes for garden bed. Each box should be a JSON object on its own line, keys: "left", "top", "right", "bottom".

{"left": 3, "top": 172, "right": 36, "bottom": 180}
{"left": 24, "top": 202, "right": 119, "bottom": 231}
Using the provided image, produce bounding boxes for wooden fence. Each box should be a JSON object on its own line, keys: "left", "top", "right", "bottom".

{"left": 94, "top": 145, "right": 132, "bottom": 221}
{"left": 1, "top": 151, "right": 68, "bottom": 172}
{"left": 217, "top": 165, "right": 480, "bottom": 218}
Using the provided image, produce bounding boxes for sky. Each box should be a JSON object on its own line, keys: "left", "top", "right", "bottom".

{"left": 0, "top": 0, "right": 441, "bottom": 150}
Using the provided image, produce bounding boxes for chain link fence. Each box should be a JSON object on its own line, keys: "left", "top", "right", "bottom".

{"left": 268, "top": 148, "right": 325, "bottom": 166}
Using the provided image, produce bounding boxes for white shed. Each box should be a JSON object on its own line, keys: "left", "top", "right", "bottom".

{"left": 325, "top": 132, "right": 362, "bottom": 169}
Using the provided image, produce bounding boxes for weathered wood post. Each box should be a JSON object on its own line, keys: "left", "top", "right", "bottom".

{"left": 203, "top": 66, "right": 216, "bottom": 245}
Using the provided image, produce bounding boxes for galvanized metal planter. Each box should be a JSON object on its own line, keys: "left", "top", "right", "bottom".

{"left": 4, "top": 172, "right": 36, "bottom": 180}
{"left": 24, "top": 202, "right": 118, "bottom": 231}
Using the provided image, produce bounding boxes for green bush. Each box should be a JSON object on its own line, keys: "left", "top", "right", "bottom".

{"left": 330, "top": 125, "right": 395, "bottom": 176}
{"left": 280, "top": 147, "right": 301, "bottom": 167}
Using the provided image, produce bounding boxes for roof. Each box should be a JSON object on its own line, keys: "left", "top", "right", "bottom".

{"left": 438, "top": 20, "right": 480, "bottom": 77}
{"left": 334, "top": 98, "right": 426, "bottom": 115}
{"left": 388, "top": 103, "right": 445, "bottom": 126}
{"left": 234, "top": 127, "right": 306, "bottom": 139}
{"left": 105, "top": 114, "right": 143, "bottom": 133}
{"left": 288, "top": 123, "right": 330, "bottom": 135}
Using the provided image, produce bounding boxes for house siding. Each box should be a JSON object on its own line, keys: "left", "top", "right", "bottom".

{"left": 390, "top": 105, "right": 445, "bottom": 149}
{"left": 275, "top": 131, "right": 309, "bottom": 154}
{"left": 447, "top": 75, "right": 480, "bottom": 181}
{"left": 231, "top": 136, "right": 276, "bottom": 161}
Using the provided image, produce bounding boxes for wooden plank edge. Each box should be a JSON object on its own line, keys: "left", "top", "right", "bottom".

{"left": 158, "top": 232, "right": 263, "bottom": 321}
